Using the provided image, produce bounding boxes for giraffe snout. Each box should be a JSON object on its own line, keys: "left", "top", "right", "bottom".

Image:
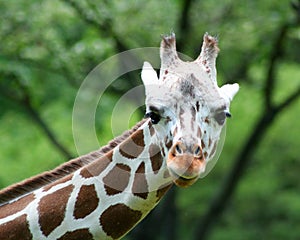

{"left": 167, "top": 141, "right": 206, "bottom": 187}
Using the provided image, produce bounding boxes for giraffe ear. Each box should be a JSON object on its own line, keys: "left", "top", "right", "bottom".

{"left": 141, "top": 61, "right": 159, "bottom": 86}
{"left": 220, "top": 83, "right": 239, "bottom": 102}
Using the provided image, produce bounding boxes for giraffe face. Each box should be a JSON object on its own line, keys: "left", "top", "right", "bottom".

{"left": 142, "top": 33, "right": 239, "bottom": 187}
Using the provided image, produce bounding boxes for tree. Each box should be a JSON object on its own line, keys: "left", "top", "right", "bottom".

{"left": 0, "top": 1, "right": 299, "bottom": 239}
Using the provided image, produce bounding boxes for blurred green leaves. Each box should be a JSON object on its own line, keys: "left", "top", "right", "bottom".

{"left": 0, "top": 0, "right": 299, "bottom": 239}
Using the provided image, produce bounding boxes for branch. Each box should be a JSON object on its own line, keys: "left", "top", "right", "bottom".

{"left": 176, "top": 0, "right": 194, "bottom": 51}
{"left": 0, "top": 73, "right": 74, "bottom": 160}
{"left": 264, "top": 23, "right": 288, "bottom": 110}
{"left": 160, "top": 188, "right": 178, "bottom": 240}
{"left": 194, "top": 84, "right": 300, "bottom": 240}
{"left": 193, "top": 108, "right": 276, "bottom": 240}
{"left": 128, "top": 187, "right": 178, "bottom": 240}
{"left": 193, "top": 4, "right": 300, "bottom": 239}
{"left": 61, "top": 0, "right": 129, "bottom": 53}
{"left": 264, "top": 0, "right": 300, "bottom": 109}
{"left": 60, "top": 0, "right": 140, "bottom": 91}
{"left": 223, "top": 52, "right": 254, "bottom": 84}
{"left": 0, "top": 55, "right": 79, "bottom": 87}
{"left": 291, "top": 0, "right": 300, "bottom": 24}
{"left": 61, "top": 0, "right": 102, "bottom": 30}
{"left": 275, "top": 85, "right": 300, "bottom": 113}
{"left": 23, "top": 98, "right": 74, "bottom": 160}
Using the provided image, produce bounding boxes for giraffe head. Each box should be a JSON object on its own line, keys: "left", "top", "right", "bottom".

{"left": 142, "top": 33, "right": 239, "bottom": 187}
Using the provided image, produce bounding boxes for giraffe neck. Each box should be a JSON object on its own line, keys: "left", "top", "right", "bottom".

{"left": 0, "top": 119, "right": 173, "bottom": 240}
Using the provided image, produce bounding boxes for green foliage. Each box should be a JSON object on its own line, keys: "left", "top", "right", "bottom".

{"left": 0, "top": 0, "right": 299, "bottom": 239}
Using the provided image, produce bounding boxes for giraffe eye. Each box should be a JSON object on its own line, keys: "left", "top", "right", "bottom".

{"left": 214, "top": 111, "right": 226, "bottom": 125}
{"left": 145, "top": 111, "right": 161, "bottom": 124}
{"left": 214, "top": 111, "right": 231, "bottom": 125}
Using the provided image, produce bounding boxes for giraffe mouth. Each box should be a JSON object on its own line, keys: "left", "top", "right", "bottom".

{"left": 168, "top": 169, "right": 199, "bottom": 188}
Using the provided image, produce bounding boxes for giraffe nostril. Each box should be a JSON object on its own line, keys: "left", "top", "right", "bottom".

{"left": 175, "top": 144, "right": 182, "bottom": 154}
{"left": 194, "top": 146, "right": 202, "bottom": 156}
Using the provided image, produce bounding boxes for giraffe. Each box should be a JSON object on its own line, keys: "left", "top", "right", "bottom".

{"left": 0, "top": 33, "right": 239, "bottom": 240}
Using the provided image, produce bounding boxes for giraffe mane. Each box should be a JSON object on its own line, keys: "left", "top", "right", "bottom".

{"left": 0, "top": 119, "right": 147, "bottom": 206}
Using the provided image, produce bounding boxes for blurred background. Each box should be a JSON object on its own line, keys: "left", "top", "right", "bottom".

{"left": 0, "top": 0, "right": 299, "bottom": 239}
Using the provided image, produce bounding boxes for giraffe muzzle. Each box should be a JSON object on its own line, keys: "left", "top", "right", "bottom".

{"left": 167, "top": 142, "right": 206, "bottom": 187}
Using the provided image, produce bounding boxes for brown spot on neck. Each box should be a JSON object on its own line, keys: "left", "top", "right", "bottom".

{"left": 0, "top": 214, "right": 32, "bottom": 240}
{"left": 132, "top": 162, "right": 148, "bottom": 199}
{"left": 80, "top": 152, "right": 112, "bottom": 178}
{"left": 38, "top": 185, "right": 74, "bottom": 236}
{"left": 0, "top": 193, "right": 35, "bottom": 219}
{"left": 119, "top": 129, "right": 145, "bottom": 159}
{"left": 103, "top": 164, "right": 131, "bottom": 195}
{"left": 100, "top": 203, "right": 142, "bottom": 239}
{"left": 57, "top": 229, "right": 93, "bottom": 240}
{"left": 149, "top": 144, "right": 163, "bottom": 174}
{"left": 74, "top": 184, "right": 99, "bottom": 219}
{"left": 148, "top": 121, "right": 155, "bottom": 137}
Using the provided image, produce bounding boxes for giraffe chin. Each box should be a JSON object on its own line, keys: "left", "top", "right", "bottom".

{"left": 173, "top": 174, "right": 199, "bottom": 188}
{"left": 167, "top": 168, "right": 200, "bottom": 188}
